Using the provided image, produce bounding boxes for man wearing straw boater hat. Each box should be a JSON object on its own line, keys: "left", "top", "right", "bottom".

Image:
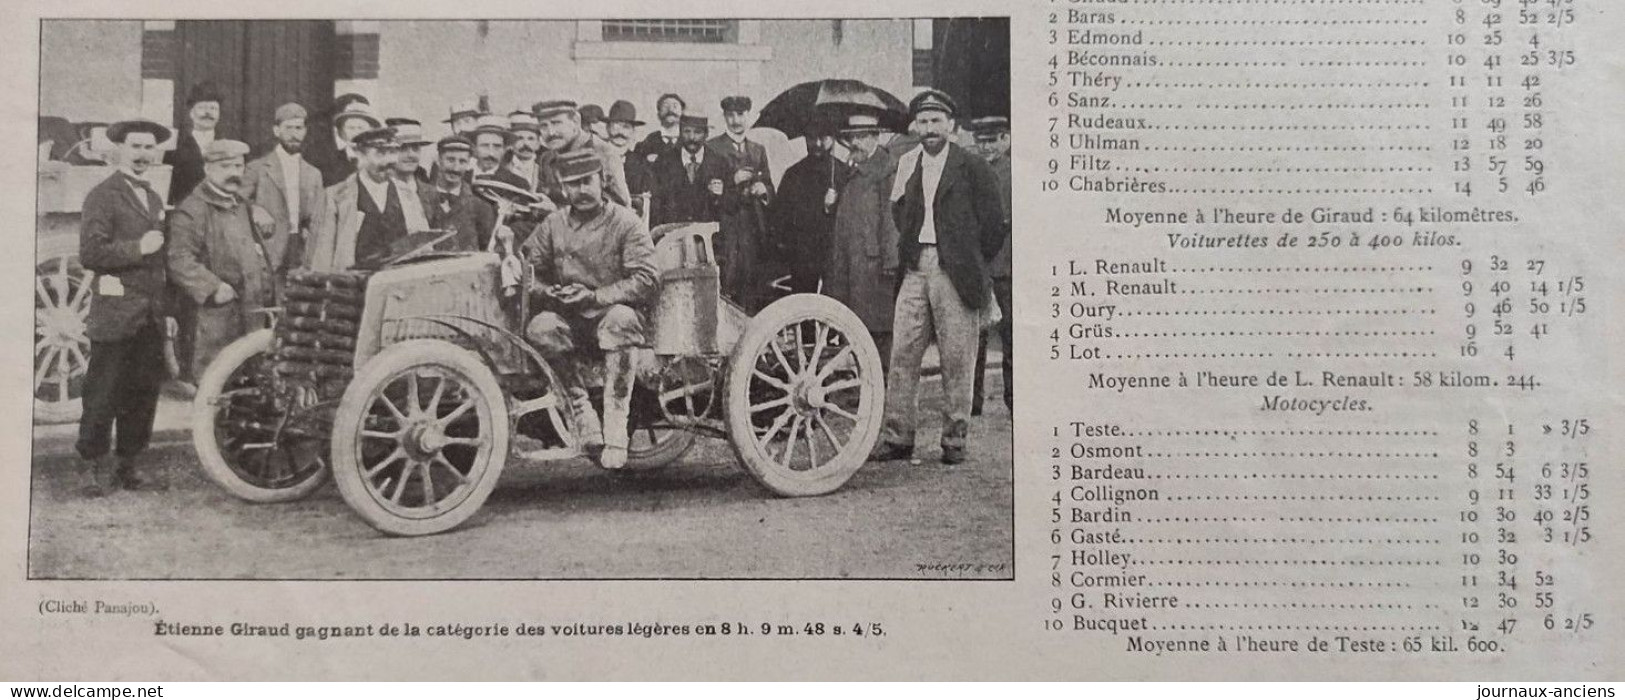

{"left": 386, "top": 117, "right": 434, "bottom": 185}
{"left": 520, "top": 149, "right": 658, "bottom": 470}
{"left": 76, "top": 118, "right": 173, "bottom": 495}
{"left": 867, "top": 89, "right": 1006, "bottom": 466}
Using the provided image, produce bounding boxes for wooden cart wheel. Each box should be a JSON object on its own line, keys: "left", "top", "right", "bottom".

{"left": 193, "top": 329, "right": 330, "bottom": 502}
{"left": 331, "top": 339, "right": 509, "bottom": 536}
{"left": 34, "top": 235, "right": 92, "bottom": 424}
{"left": 723, "top": 294, "right": 884, "bottom": 496}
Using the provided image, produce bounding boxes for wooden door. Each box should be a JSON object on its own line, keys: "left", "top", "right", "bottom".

{"left": 932, "top": 18, "right": 1011, "bottom": 121}
{"left": 172, "top": 20, "right": 336, "bottom": 150}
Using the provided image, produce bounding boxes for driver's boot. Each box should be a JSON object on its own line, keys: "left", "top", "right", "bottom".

{"left": 599, "top": 350, "right": 635, "bottom": 470}
{"left": 563, "top": 359, "right": 604, "bottom": 455}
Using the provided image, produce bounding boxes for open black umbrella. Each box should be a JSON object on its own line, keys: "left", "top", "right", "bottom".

{"left": 753, "top": 79, "right": 907, "bottom": 140}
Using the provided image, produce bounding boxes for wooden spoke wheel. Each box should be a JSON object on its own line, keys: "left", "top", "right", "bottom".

{"left": 192, "top": 329, "right": 329, "bottom": 502}
{"left": 34, "top": 237, "right": 92, "bottom": 424}
{"left": 331, "top": 340, "right": 509, "bottom": 536}
{"left": 724, "top": 294, "right": 884, "bottom": 496}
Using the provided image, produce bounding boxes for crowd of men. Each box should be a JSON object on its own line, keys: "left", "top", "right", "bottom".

{"left": 72, "top": 81, "right": 1012, "bottom": 494}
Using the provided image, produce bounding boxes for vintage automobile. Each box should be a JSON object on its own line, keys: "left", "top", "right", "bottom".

{"left": 190, "top": 214, "right": 886, "bottom": 537}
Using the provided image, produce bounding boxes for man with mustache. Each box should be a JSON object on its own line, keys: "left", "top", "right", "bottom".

{"left": 386, "top": 118, "right": 433, "bottom": 185}
{"left": 648, "top": 115, "right": 728, "bottom": 227}
{"left": 168, "top": 139, "right": 274, "bottom": 387}
{"left": 769, "top": 121, "right": 852, "bottom": 294}
{"left": 708, "top": 95, "right": 775, "bottom": 309}
{"left": 504, "top": 112, "right": 544, "bottom": 192}
{"left": 241, "top": 102, "right": 325, "bottom": 275}
{"left": 164, "top": 82, "right": 222, "bottom": 205}
{"left": 868, "top": 90, "right": 1007, "bottom": 466}
{"left": 534, "top": 99, "right": 630, "bottom": 210}
{"left": 467, "top": 115, "right": 532, "bottom": 192}
{"left": 307, "top": 126, "right": 434, "bottom": 271}
{"left": 521, "top": 150, "right": 658, "bottom": 471}
{"left": 603, "top": 100, "right": 652, "bottom": 216}
{"left": 630, "top": 93, "right": 685, "bottom": 170}
{"left": 76, "top": 119, "right": 173, "bottom": 495}
{"left": 423, "top": 135, "right": 497, "bottom": 251}
{"left": 318, "top": 99, "right": 382, "bottom": 187}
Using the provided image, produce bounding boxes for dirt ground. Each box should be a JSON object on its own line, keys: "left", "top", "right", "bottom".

{"left": 28, "top": 375, "right": 1013, "bottom": 580}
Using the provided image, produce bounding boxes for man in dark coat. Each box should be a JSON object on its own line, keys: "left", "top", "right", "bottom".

{"left": 649, "top": 115, "right": 728, "bottom": 227}
{"left": 970, "top": 116, "right": 1013, "bottom": 416}
{"left": 708, "top": 96, "right": 775, "bottom": 309}
{"left": 868, "top": 90, "right": 1007, "bottom": 465}
{"left": 164, "top": 82, "right": 222, "bottom": 205}
{"left": 316, "top": 101, "right": 381, "bottom": 187}
{"left": 77, "top": 119, "right": 173, "bottom": 495}
{"left": 603, "top": 100, "right": 652, "bottom": 216}
{"left": 167, "top": 140, "right": 274, "bottom": 382}
{"left": 629, "top": 93, "right": 685, "bottom": 174}
{"left": 769, "top": 125, "right": 852, "bottom": 294}
{"left": 423, "top": 136, "right": 497, "bottom": 251}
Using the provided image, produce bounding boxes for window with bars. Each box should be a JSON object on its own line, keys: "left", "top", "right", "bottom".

{"left": 601, "top": 20, "right": 737, "bottom": 44}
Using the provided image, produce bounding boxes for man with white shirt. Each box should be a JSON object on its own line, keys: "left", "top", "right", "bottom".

{"left": 648, "top": 115, "right": 728, "bottom": 227}
{"left": 504, "top": 113, "right": 544, "bottom": 193}
{"left": 241, "top": 102, "right": 325, "bottom": 274}
{"left": 308, "top": 127, "right": 434, "bottom": 271}
{"left": 867, "top": 90, "right": 1007, "bottom": 466}
{"left": 630, "top": 93, "right": 685, "bottom": 170}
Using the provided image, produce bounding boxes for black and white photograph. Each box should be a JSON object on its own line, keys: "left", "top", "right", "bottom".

{"left": 28, "top": 17, "right": 1013, "bottom": 580}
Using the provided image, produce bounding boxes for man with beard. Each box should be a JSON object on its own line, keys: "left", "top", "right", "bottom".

{"left": 241, "top": 102, "right": 325, "bottom": 277}
{"left": 969, "top": 116, "right": 1013, "bottom": 416}
{"left": 630, "top": 93, "right": 685, "bottom": 171}
{"left": 649, "top": 115, "right": 728, "bottom": 227}
{"left": 318, "top": 101, "right": 382, "bottom": 187}
{"left": 423, "top": 135, "right": 496, "bottom": 251}
{"left": 708, "top": 96, "right": 775, "bottom": 308}
{"left": 534, "top": 99, "right": 629, "bottom": 210}
{"left": 769, "top": 123, "right": 852, "bottom": 294}
{"left": 868, "top": 90, "right": 1006, "bottom": 466}
{"left": 167, "top": 139, "right": 273, "bottom": 386}
{"left": 520, "top": 150, "right": 658, "bottom": 471}
{"left": 308, "top": 127, "right": 434, "bottom": 271}
{"left": 76, "top": 119, "right": 172, "bottom": 495}
{"left": 164, "top": 82, "right": 222, "bottom": 205}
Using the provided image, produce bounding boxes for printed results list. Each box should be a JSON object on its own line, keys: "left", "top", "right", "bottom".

{"left": 1030, "top": 0, "right": 1604, "bottom": 663}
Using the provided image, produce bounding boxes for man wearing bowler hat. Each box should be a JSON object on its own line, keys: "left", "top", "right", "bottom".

{"left": 241, "top": 102, "right": 325, "bottom": 276}
{"left": 602, "top": 100, "right": 653, "bottom": 208}
{"left": 168, "top": 139, "right": 274, "bottom": 384}
{"left": 578, "top": 103, "right": 610, "bottom": 141}
{"left": 520, "top": 150, "right": 658, "bottom": 470}
{"left": 534, "top": 99, "right": 630, "bottom": 210}
{"left": 165, "top": 82, "right": 224, "bottom": 205}
{"left": 868, "top": 90, "right": 1006, "bottom": 465}
{"left": 308, "top": 126, "right": 434, "bottom": 270}
{"left": 76, "top": 119, "right": 173, "bottom": 495}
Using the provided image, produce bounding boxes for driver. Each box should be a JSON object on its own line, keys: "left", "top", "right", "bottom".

{"left": 520, "top": 150, "right": 658, "bottom": 469}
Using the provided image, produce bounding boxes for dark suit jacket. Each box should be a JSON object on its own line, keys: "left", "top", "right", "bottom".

{"left": 80, "top": 171, "right": 169, "bottom": 341}
{"left": 240, "top": 148, "right": 326, "bottom": 272}
{"left": 648, "top": 146, "right": 730, "bottom": 226}
{"left": 163, "top": 131, "right": 207, "bottom": 205}
{"left": 707, "top": 134, "right": 775, "bottom": 208}
{"left": 630, "top": 130, "right": 678, "bottom": 169}
{"left": 891, "top": 142, "right": 1007, "bottom": 309}
{"left": 421, "top": 180, "right": 497, "bottom": 252}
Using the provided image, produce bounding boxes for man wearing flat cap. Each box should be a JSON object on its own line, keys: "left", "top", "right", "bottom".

{"left": 76, "top": 119, "right": 173, "bottom": 495}
{"left": 649, "top": 114, "right": 729, "bottom": 227}
{"left": 164, "top": 82, "right": 224, "bottom": 205}
{"left": 424, "top": 135, "right": 497, "bottom": 252}
{"left": 308, "top": 126, "right": 434, "bottom": 270}
{"left": 168, "top": 139, "right": 275, "bottom": 390}
{"left": 869, "top": 89, "right": 1007, "bottom": 466}
{"left": 708, "top": 95, "right": 776, "bottom": 309}
{"left": 241, "top": 102, "right": 325, "bottom": 276}
{"left": 534, "top": 99, "right": 631, "bottom": 211}
{"left": 520, "top": 149, "right": 658, "bottom": 470}
{"left": 969, "top": 115, "right": 1013, "bottom": 417}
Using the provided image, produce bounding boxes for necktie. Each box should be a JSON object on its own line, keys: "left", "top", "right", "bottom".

{"left": 132, "top": 178, "right": 156, "bottom": 214}
{"left": 686, "top": 157, "right": 698, "bottom": 184}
